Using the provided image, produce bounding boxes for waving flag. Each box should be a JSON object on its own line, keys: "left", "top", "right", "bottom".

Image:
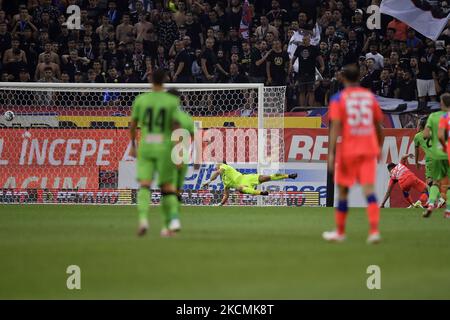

{"left": 380, "top": 0, "right": 450, "bottom": 40}
{"left": 240, "top": 0, "right": 253, "bottom": 40}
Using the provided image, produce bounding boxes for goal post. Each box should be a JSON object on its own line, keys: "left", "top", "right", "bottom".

{"left": 0, "top": 82, "right": 318, "bottom": 206}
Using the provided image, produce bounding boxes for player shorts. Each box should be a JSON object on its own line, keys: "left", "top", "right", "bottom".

{"left": 399, "top": 176, "right": 427, "bottom": 193}
{"left": 237, "top": 174, "right": 260, "bottom": 189}
{"left": 429, "top": 158, "right": 449, "bottom": 181}
{"left": 297, "top": 73, "right": 315, "bottom": 92}
{"left": 425, "top": 158, "right": 433, "bottom": 180}
{"left": 136, "top": 151, "right": 176, "bottom": 186}
{"left": 417, "top": 79, "right": 436, "bottom": 98}
{"left": 335, "top": 155, "right": 377, "bottom": 187}
{"left": 173, "top": 164, "right": 188, "bottom": 190}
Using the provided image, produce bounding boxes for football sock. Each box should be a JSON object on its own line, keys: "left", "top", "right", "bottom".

{"left": 137, "top": 187, "right": 150, "bottom": 223}
{"left": 420, "top": 192, "right": 428, "bottom": 206}
{"left": 335, "top": 200, "right": 348, "bottom": 235}
{"left": 175, "top": 192, "right": 182, "bottom": 219}
{"left": 446, "top": 189, "right": 450, "bottom": 212}
{"left": 161, "top": 193, "right": 179, "bottom": 228}
{"left": 367, "top": 194, "right": 379, "bottom": 235}
{"left": 270, "top": 173, "right": 289, "bottom": 181}
{"left": 407, "top": 196, "right": 414, "bottom": 205}
{"left": 241, "top": 187, "right": 261, "bottom": 195}
{"left": 428, "top": 185, "right": 440, "bottom": 207}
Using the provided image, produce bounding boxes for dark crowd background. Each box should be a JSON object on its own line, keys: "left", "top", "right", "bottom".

{"left": 1, "top": 0, "right": 450, "bottom": 111}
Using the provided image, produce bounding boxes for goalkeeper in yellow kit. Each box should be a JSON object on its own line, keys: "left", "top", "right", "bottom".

{"left": 202, "top": 162, "right": 297, "bottom": 205}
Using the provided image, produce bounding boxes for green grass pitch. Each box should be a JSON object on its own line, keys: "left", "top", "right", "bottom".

{"left": 0, "top": 205, "right": 449, "bottom": 299}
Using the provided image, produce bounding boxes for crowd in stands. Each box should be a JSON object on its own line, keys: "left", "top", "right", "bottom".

{"left": 1, "top": 0, "right": 450, "bottom": 110}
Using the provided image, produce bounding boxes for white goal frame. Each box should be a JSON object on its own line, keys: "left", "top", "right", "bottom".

{"left": 0, "top": 82, "right": 307, "bottom": 206}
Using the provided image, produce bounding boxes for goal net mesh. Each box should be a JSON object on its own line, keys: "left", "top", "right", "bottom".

{"left": 0, "top": 83, "right": 318, "bottom": 206}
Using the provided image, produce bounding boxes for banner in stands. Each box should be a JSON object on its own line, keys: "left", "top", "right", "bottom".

{"left": 380, "top": 0, "right": 450, "bottom": 41}
{"left": 376, "top": 95, "right": 440, "bottom": 113}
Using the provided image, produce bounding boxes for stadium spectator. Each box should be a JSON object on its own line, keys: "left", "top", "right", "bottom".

{"left": 116, "top": 12, "right": 134, "bottom": 44}
{"left": 249, "top": 40, "right": 270, "bottom": 83}
{"left": 396, "top": 69, "right": 417, "bottom": 101}
{"left": 81, "top": 35, "right": 96, "bottom": 61}
{"left": 228, "top": 63, "right": 248, "bottom": 83}
{"left": 216, "top": 50, "right": 229, "bottom": 83}
{"left": 255, "top": 15, "right": 278, "bottom": 41}
{"left": 173, "top": 39, "right": 192, "bottom": 83}
{"left": 417, "top": 55, "right": 438, "bottom": 102}
{"left": 135, "top": 12, "right": 153, "bottom": 42}
{"left": 365, "top": 42, "right": 384, "bottom": 71}
{"left": 229, "top": 0, "right": 243, "bottom": 29}
{"left": 35, "top": 52, "right": 60, "bottom": 80}
{"left": 373, "top": 68, "right": 396, "bottom": 98}
{"left": 266, "top": 0, "right": 288, "bottom": 24}
{"left": 38, "top": 66, "right": 58, "bottom": 83}
{"left": 406, "top": 29, "right": 423, "bottom": 55}
{"left": 201, "top": 37, "right": 228, "bottom": 82}
{"left": 191, "top": 48, "right": 203, "bottom": 82}
{"left": 184, "top": 11, "right": 203, "bottom": 49}
{"left": 61, "top": 49, "right": 90, "bottom": 81}
{"left": 130, "top": 1, "right": 149, "bottom": 23}
{"left": 96, "top": 15, "right": 113, "bottom": 42}
{"left": 38, "top": 41, "right": 59, "bottom": 64}
{"left": 141, "top": 55, "right": 153, "bottom": 82}
{"left": 103, "top": 40, "right": 124, "bottom": 71}
{"left": 387, "top": 18, "right": 409, "bottom": 42}
{"left": 266, "top": 38, "right": 289, "bottom": 86}
{"left": 60, "top": 71, "right": 70, "bottom": 83}
{"left": 157, "top": 9, "right": 178, "bottom": 50}
{"left": 18, "top": 67, "right": 30, "bottom": 82}
{"left": 33, "top": 0, "right": 60, "bottom": 23}
{"left": 106, "top": 1, "right": 120, "bottom": 26}
{"left": 123, "top": 63, "right": 140, "bottom": 83}
{"left": 240, "top": 41, "right": 252, "bottom": 75}
{"left": 2, "top": 37, "right": 27, "bottom": 78}
{"left": 290, "top": 33, "right": 324, "bottom": 107}
{"left": 131, "top": 39, "right": 146, "bottom": 76}
{"left": 0, "top": 22, "right": 11, "bottom": 54}
{"left": 360, "top": 57, "right": 380, "bottom": 89}
{"left": 86, "top": 0, "right": 103, "bottom": 22}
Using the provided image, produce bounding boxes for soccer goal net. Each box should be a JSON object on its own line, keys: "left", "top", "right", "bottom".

{"left": 0, "top": 82, "right": 318, "bottom": 206}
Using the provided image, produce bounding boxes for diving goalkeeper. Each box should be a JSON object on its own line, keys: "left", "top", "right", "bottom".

{"left": 202, "top": 162, "right": 297, "bottom": 205}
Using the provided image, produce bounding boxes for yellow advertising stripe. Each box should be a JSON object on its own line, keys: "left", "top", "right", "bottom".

{"left": 57, "top": 116, "right": 322, "bottom": 128}
{"left": 194, "top": 117, "right": 322, "bottom": 128}
{"left": 57, "top": 116, "right": 131, "bottom": 128}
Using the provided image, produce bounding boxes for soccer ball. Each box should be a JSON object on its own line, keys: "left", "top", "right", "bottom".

{"left": 4, "top": 110, "right": 14, "bottom": 121}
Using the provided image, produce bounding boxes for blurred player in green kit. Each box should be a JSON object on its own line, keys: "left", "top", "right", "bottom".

{"left": 167, "top": 88, "right": 200, "bottom": 229}
{"left": 422, "top": 94, "right": 450, "bottom": 217}
{"left": 414, "top": 117, "right": 433, "bottom": 188}
{"left": 130, "top": 69, "right": 184, "bottom": 237}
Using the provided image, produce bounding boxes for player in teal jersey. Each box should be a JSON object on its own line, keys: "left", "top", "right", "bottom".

{"left": 414, "top": 117, "right": 433, "bottom": 187}
{"left": 130, "top": 69, "right": 184, "bottom": 237}
{"left": 166, "top": 89, "right": 200, "bottom": 231}
{"left": 423, "top": 94, "right": 450, "bottom": 217}
{"left": 437, "top": 93, "right": 450, "bottom": 218}
{"left": 202, "top": 162, "right": 297, "bottom": 206}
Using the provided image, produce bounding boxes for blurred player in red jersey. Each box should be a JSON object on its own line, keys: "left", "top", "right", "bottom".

{"left": 437, "top": 93, "right": 450, "bottom": 219}
{"left": 380, "top": 154, "right": 429, "bottom": 209}
{"left": 325, "top": 65, "right": 384, "bottom": 244}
